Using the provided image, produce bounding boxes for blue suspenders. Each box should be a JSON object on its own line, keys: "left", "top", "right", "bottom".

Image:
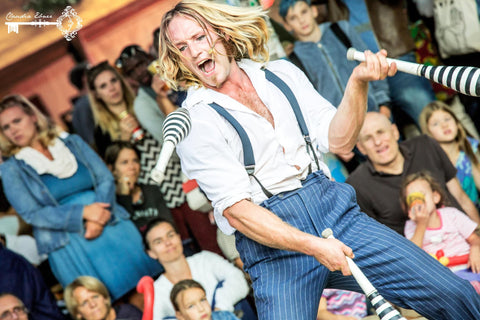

{"left": 208, "top": 68, "right": 320, "bottom": 198}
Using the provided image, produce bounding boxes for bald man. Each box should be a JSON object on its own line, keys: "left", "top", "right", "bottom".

{"left": 0, "top": 294, "right": 29, "bottom": 320}
{"left": 346, "top": 112, "right": 480, "bottom": 234}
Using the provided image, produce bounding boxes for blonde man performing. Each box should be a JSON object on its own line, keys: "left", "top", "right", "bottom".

{"left": 157, "top": 1, "right": 480, "bottom": 319}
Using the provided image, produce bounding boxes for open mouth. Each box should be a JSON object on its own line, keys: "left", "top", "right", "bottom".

{"left": 198, "top": 58, "right": 215, "bottom": 74}
{"left": 376, "top": 145, "right": 388, "bottom": 154}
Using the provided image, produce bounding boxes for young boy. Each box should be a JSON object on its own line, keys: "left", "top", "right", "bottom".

{"left": 170, "top": 279, "right": 240, "bottom": 320}
{"left": 279, "top": 0, "right": 391, "bottom": 117}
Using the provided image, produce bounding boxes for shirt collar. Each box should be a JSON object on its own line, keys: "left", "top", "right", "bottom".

{"left": 183, "top": 59, "right": 268, "bottom": 111}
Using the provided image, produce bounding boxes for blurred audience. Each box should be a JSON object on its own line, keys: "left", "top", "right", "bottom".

{"left": 0, "top": 94, "right": 162, "bottom": 301}
{"left": 424, "top": 0, "right": 480, "bottom": 134}
{"left": 0, "top": 244, "right": 65, "bottom": 320}
{"left": 279, "top": 0, "right": 391, "bottom": 116}
{"left": 346, "top": 112, "right": 480, "bottom": 234}
{"left": 86, "top": 61, "right": 146, "bottom": 158}
{"left": 419, "top": 101, "right": 480, "bottom": 209}
{"left": 88, "top": 62, "right": 221, "bottom": 254}
{"left": 69, "top": 62, "right": 95, "bottom": 145}
{"left": 0, "top": 294, "right": 30, "bottom": 320}
{"left": 279, "top": 0, "right": 391, "bottom": 170}
{"left": 116, "top": 44, "right": 177, "bottom": 144}
{"left": 104, "top": 141, "right": 174, "bottom": 232}
{"left": 341, "top": 0, "right": 436, "bottom": 128}
{"left": 64, "top": 276, "right": 142, "bottom": 320}
{"left": 142, "top": 218, "right": 251, "bottom": 320}
{"left": 401, "top": 171, "right": 480, "bottom": 293}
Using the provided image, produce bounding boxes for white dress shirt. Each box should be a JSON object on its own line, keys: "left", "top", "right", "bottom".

{"left": 177, "top": 59, "right": 336, "bottom": 234}
{"left": 152, "top": 251, "right": 249, "bottom": 319}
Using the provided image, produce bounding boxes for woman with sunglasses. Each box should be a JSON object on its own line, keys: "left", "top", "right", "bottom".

{"left": 0, "top": 94, "right": 162, "bottom": 301}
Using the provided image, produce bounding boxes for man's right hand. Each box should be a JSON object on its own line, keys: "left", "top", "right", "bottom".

{"left": 83, "top": 202, "right": 111, "bottom": 226}
{"left": 308, "top": 236, "right": 354, "bottom": 276}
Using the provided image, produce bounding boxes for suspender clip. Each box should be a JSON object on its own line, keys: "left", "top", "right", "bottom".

{"left": 245, "top": 165, "right": 255, "bottom": 175}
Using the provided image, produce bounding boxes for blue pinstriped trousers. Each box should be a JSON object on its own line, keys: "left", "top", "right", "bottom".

{"left": 235, "top": 171, "right": 480, "bottom": 319}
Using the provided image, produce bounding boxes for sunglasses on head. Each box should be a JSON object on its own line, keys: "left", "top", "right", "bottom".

{"left": 115, "top": 45, "right": 147, "bottom": 70}
{"left": 0, "top": 95, "right": 29, "bottom": 112}
{"left": 86, "top": 61, "right": 115, "bottom": 81}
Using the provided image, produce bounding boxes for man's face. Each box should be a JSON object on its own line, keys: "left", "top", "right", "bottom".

{"left": 0, "top": 295, "right": 28, "bottom": 320}
{"left": 146, "top": 222, "right": 183, "bottom": 264}
{"left": 167, "top": 14, "right": 232, "bottom": 89}
{"left": 283, "top": 1, "right": 318, "bottom": 40}
{"left": 357, "top": 113, "right": 401, "bottom": 170}
{"left": 122, "top": 54, "right": 152, "bottom": 87}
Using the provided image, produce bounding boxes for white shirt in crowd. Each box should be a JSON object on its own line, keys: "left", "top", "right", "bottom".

{"left": 153, "top": 251, "right": 249, "bottom": 319}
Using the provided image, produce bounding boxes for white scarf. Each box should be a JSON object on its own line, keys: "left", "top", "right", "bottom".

{"left": 15, "top": 138, "right": 78, "bottom": 178}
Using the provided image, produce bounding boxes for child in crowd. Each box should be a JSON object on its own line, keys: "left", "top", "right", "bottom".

{"left": 170, "top": 279, "right": 240, "bottom": 320}
{"left": 401, "top": 171, "right": 480, "bottom": 292}
{"left": 419, "top": 101, "right": 480, "bottom": 208}
{"left": 142, "top": 218, "right": 252, "bottom": 320}
{"left": 279, "top": 0, "right": 391, "bottom": 171}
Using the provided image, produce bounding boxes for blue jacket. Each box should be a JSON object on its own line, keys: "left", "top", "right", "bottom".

{"left": 292, "top": 21, "right": 391, "bottom": 112}
{"left": 0, "top": 244, "right": 66, "bottom": 320}
{"left": 0, "top": 134, "right": 129, "bottom": 255}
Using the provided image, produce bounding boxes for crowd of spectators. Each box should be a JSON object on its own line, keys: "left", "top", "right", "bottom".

{"left": 0, "top": 0, "right": 479, "bottom": 319}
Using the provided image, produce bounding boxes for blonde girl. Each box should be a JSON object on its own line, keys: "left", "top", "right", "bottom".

{"left": 419, "top": 101, "right": 480, "bottom": 208}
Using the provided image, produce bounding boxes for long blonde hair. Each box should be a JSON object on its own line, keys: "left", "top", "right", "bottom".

{"left": 419, "top": 100, "right": 478, "bottom": 165}
{"left": 86, "top": 61, "right": 135, "bottom": 139}
{"left": 0, "top": 94, "right": 59, "bottom": 156}
{"left": 158, "top": 0, "right": 270, "bottom": 90}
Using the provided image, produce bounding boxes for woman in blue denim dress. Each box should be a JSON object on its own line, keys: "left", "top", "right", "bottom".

{"left": 0, "top": 94, "right": 162, "bottom": 300}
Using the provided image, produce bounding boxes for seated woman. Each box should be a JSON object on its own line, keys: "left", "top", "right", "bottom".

{"left": 104, "top": 141, "right": 172, "bottom": 233}
{"left": 65, "top": 276, "right": 142, "bottom": 320}
{"left": 0, "top": 94, "right": 162, "bottom": 301}
{"left": 86, "top": 61, "right": 158, "bottom": 172}
{"left": 142, "top": 218, "right": 251, "bottom": 320}
{"left": 88, "top": 62, "right": 221, "bottom": 255}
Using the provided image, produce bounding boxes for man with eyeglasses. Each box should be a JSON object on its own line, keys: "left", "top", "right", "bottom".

{"left": 0, "top": 245, "right": 65, "bottom": 320}
{"left": 0, "top": 294, "right": 29, "bottom": 320}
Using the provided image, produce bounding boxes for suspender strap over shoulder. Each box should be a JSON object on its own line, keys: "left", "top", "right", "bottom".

{"left": 264, "top": 68, "right": 320, "bottom": 171}
{"left": 208, "top": 67, "right": 320, "bottom": 198}
{"left": 208, "top": 102, "right": 255, "bottom": 175}
{"left": 208, "top": 102, "right": 273, "bottom": 198}
{"left": 263, "top": 69, "right": 310, "bottom": 140}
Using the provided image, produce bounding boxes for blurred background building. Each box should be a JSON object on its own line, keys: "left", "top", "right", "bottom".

{"left": 0, "top": 0, "right": 178, "bottom": 130}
